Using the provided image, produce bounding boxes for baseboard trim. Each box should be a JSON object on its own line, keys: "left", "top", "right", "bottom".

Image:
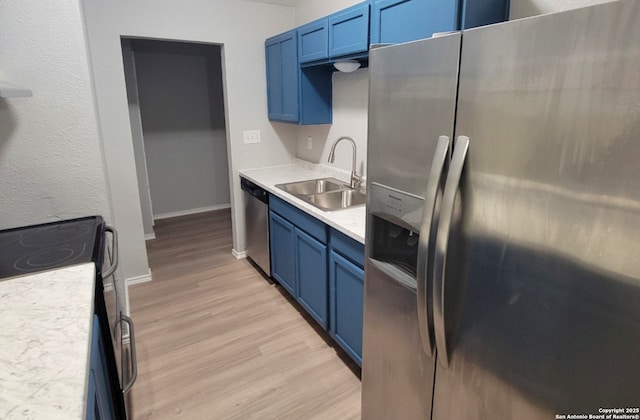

{"left": 144, "top": 232, "right": 156, "bottom": 241}
{"left": 232, "top": 249, "right": 247, "bottom": 259}
{"left": 154, "top": 204, "right": 231, "bottom": 220}
{"left": 126, "top": 270, "right": 152, "bottom": 285}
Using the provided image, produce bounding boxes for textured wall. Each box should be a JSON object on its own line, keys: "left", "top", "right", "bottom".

{"left": 0, "top": 0, "right": 110, "bottom": 228}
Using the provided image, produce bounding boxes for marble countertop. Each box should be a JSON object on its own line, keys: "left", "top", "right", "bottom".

{"left": 240, "top": 161, "right": 366, "bottom": 243}
{"left": 0, "top": 263, "right": 96, "bottom": 420}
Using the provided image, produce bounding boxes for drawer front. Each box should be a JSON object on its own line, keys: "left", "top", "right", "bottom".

{"left": 329, "top": 228, "right": 364, "bottom": 267}
{"left": 270, "top": 195, "right": 327, "bottom": 243}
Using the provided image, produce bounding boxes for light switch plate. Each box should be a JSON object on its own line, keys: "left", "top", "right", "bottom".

{"left": 243, "top": 130, "right": 261, "bottom": 144}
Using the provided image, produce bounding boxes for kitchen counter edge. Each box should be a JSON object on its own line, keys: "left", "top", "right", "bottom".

{"left": 239, "top": 165, "right": 365, "bottom": 244}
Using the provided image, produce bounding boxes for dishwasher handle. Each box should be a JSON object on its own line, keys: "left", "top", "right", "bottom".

{"left": 241, "top": 177, "right": 269, "bottom": 204}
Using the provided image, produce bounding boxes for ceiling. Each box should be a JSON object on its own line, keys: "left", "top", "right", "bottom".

{"left": 243, "top": 0, "right": 295, "bottom": 6}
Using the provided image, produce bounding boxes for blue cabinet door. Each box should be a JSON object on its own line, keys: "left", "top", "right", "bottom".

{"left": 298, "top": 19, "right": 329, "bottom": 63}
{"left": 295, "top": 228, "right": 328, "bottom": 329}
{"left": 371, "top": 0, "right": 458, "bottom": 44}
{"left": 328, "top": 2, "right": 370, "bottom": 58}
{"left": 279, "top": 31, "right": 300, "bottom": 122}
{"left": 265, "top": 30, "right": 299, "bottom": 122}
{"left": 265, "top": 40, "right": 283, "bottom": 120}
{"left": 88, "top": 314, "right": 115, "bottom": 420}
{"left": 269, "top": 210, "right": 297, "bottom": 296}
{"left": 329, "top": 251, "right": 364, "bottom": 366}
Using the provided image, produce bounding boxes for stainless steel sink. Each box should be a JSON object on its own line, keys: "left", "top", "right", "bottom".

{"left": 276, "top": 178, "right": 366, "bottom": 211}
{"left": 306, "top": 189, "right": 367, "bottom": 211}
{"left": 276, "top": 178, "right": 346, "bottom": 196}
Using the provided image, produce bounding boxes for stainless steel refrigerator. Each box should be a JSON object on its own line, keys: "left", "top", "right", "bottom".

{"left": 362, "top": 1, "right": 640, "bottom": 419}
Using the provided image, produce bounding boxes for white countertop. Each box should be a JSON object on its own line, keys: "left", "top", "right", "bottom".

{"left": 0, "top": 263, "right": 96, "bottom": 420}
{"left": 240, "top": 162, "right": 366, "bottom": 243}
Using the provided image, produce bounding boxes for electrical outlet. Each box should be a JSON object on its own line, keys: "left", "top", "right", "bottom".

{"left": 243, "top": 130, "right": 261, "bottom": 144}
{"left": 307, "top": 136, "right": 312, "bottom": 150}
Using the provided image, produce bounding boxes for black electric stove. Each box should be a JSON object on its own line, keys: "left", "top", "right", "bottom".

{"left": 0, "top": 216, "right": 128, "bottom": 419}
{"left": 0, "top": 216, "right": 105, "bottom": 279}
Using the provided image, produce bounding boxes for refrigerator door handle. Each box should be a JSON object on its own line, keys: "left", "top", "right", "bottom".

{"left": 416, "top": 135, "right": 449, "bottom": 356}
{"left": 433, "top": 135, "right": 469, "bottom": 368}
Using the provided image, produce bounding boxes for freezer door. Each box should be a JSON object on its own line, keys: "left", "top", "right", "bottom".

{"left": 366, "top": 33, "right": 461, "bottom": 198}
{"left": 362, "top": 33, "right": 462, "bottom": 419}
{"left": 432, "top": 2, "right": 640, "bottom": 419}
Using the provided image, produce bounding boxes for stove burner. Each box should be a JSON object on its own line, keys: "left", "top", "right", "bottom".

{"left": 0, "top": 216, "right": 103, "bottom": 279}
{"left": 14, "top": 245, "right": 87, "bottom": 272}
{"left": 20, "top": 223, "right": 92, "bottom": 247}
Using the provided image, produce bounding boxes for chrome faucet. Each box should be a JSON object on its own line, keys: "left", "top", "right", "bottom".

{"left": 328, "top": 136, "right": 363, "bottom": 189}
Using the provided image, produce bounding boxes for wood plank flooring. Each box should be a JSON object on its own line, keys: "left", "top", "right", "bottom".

{"left": 128, "top": 209, "right": 362, "bottom": 419}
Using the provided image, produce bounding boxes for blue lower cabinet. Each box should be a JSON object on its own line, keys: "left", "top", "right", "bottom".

{"left": 295, "top": 229, "right": 328, "bottom": 329}
{"left": 269, "top": 210, "right": 297, "bottom": 296}
{"left": 329, "top": 250, "right": 364, "bottom": 366}
{"left": 88, "top": 314, "right": 115, "bottom": 420}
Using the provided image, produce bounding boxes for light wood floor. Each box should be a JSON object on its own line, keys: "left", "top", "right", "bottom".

{"left": 128, "top": 209, "right": 362, "bottom": 419}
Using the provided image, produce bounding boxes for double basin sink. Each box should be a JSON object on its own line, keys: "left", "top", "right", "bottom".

{"left": 276, "top": 178, "right": 366, "bottom": 211}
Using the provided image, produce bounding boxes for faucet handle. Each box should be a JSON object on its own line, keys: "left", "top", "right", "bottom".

{"left": 351, "top": 172, "right": 364, "bottom": 190}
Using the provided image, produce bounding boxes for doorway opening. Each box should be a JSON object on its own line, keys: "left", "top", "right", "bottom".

{"left": 121, "top": 38, "right": 231, "bottom": 239}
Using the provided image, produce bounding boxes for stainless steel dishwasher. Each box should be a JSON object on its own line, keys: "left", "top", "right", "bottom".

{"left": 241, "top": 177, "right": 270, "bottom": 276}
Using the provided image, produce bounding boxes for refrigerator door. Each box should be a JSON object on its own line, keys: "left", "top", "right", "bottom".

{"left": 362, "top": 33, "right": 461, "bottom": 419}
{"left": 432, "top": 2, "right": 640, "bottom": 419}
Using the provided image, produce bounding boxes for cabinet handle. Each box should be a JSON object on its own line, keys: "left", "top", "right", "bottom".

{"left": 120, "top": 314, "right": 138, "bottom": 394}
{"left": 102, "top": 226, "right": 118, "bottom": 279}
{"left": 433, "top": 135, "right": 469, "bottom": 368}
{"left": 416, "top": 135, "right": 449, "bottom": 357}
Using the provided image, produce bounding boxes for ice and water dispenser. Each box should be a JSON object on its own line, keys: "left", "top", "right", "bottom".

{"left": 367, "top": 182, "right": 427, "bottom": 289}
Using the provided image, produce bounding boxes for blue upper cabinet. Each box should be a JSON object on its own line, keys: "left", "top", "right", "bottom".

{"left": 328, "top": 2, "right": 370, "bottom": 59}
{"left": 265, "top": 30, "right": 300, "bottom": 122}
{"left": 298, "top": 19, "right": 329, "bottom": 63}
{"left": 265, "top": 30, "right": 299, "bottom": 122}
{"left": 266, "top": 30, "right": 331, "bottom": 125}
{"left": 371, "top": 0, "right": 509, "bottom": 44}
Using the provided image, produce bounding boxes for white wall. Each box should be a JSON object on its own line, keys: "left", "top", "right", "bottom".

{"left": 510, "top": 0, "right": 613, "bottom": 19}
{"left": 296, "top": 69, "right": 369, "bottom": 178}
{"left": 82, "top": 0, "right": 298, "bottom": 278}
{"left": 295, "top": 0, "right": 361, "bottom": 25}
{"left": 133, "top": 42, "right": 230, "bottom": 218}
{"left": 0, "top": 1, "right": 110, "bottom": 228}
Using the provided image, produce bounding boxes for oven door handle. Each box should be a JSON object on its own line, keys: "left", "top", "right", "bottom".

{"left": 120, "top": 313, "right": 138, "bottom": 394}
{"left": 102, "top": 225, "right": 118, "bottom": 278}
